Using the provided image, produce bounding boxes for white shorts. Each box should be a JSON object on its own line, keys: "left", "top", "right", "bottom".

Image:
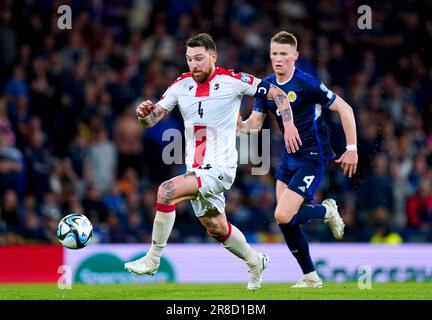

{"left": 189, "top": 164, "right": 236, "bottom": 217}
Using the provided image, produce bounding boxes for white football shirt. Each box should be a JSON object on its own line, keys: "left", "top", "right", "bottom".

{"left": 157, "top": 67, "right": 263, "bottom": 170}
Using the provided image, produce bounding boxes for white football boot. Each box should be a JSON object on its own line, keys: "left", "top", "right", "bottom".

{"left": 291, "top": 277, "right": 323, "bottom": 288}
{"left": 247, "top": 253, "right": 270, "bottom": 290}
{"left": 124, "top": 255, "right": 159, "bottom": 276}
{"left": 322, "top": 199, "right": 345, "bottom": 240}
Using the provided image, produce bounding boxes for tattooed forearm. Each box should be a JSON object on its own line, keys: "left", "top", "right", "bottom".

{"left": 280, "top": 108, "right": 292, "bottom": 123}
{"left": 269, "top": 84, "right": 293, "bottom": 124}
{"left": 138, "top": 107, "right": 167, "bottom": 128}
{"left": 157, "top": 180, "right": 176, "bottom": 204}
{"left": 274, "top": 94, "right": 293, "bottom": 123}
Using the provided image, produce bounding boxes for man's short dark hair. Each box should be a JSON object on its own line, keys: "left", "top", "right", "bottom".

{"left": 186, "top": 33, "right": 217, "bottom": 52}
{"left": 271, "top": 31, "right": 297, "bottom": 49}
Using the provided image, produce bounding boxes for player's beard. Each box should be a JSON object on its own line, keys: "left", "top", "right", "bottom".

{"left": 192, "top": 65, "right": 213, "bottom": 83}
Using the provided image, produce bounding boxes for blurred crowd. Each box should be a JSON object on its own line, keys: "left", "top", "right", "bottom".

{"left": 0, "top": 0, "right": 431, "bottom": 245}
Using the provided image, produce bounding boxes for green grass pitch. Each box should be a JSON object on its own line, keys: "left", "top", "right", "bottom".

{"left": 0, "top": 282, "right": 430, "bottom": 300}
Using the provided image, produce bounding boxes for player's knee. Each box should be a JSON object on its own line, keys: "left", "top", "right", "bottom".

{"left": 274, "top": 208, "right": 295, "bottom": 224}
{"left": 206, "top": 223, "right": 228, "bottom": 240}
{"left": 157, "top": 180, "right": 175, "bottom": 204}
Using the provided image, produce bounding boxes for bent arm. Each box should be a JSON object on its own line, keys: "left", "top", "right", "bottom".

{"left": 330, "top": 95, "right": 358, "bottom": 177}
{"left": 267, "top": 84, "right": 294, "bottom": 126}
{"left": 266, "top": 84, "right": 302, "bottom": 153}
{"left": 329, "top": 96, "right": 357, "bottom": 146}
{"left": 137, "top": 102, "right": 169, "bottom": 128}
{"left": 238, "top": 111, "right": 267, "bottom": 133}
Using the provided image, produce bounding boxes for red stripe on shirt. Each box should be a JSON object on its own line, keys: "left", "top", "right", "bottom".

{"left": 194, "top": 68, "right": 220, "bottom": 97}
{"left": 195, "top": 82, "right": 210, "bottom": 97}
{"left": 192, "top": 125, "right": 207, "bottom": 168}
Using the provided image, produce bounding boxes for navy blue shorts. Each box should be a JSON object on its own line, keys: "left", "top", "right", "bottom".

{"left": 274, "top": 154, "right": 326, "bottom": 203}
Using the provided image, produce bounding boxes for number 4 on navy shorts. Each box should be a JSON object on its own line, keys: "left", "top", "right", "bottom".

{"left": 274, "top": 157, "right": 325, "bottom": 203}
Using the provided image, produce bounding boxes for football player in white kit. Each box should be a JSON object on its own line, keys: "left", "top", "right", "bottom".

{"left": 124, "top": 33, "right": 302, "bottom": 290}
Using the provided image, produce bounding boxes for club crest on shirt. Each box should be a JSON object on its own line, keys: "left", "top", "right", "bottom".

{"left": 240, "top": 73, "right": 251, "bottom": 83}
{"left": 213, "top": 83, "right": 220, "bottom": 90}
{"left": 288, "top": 91, "right": 297, "bottom": 102}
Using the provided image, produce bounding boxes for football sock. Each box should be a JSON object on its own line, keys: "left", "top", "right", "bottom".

{"left": 279, "top": 223, "right": 315, "bottom": 274}
{"left": 289, "top": 204, "right": 326, "bottom": 225}
{"left": 218, "top": 223, "right": 259, "bottom": 269}
{"left": 147, "top": 203, "right": 176, "bottom": 261}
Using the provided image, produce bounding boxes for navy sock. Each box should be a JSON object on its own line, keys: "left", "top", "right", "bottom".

{"left": 279, "top": 223, "right": 315, "bottom": 274}
{"left": 289, "top": 204, "right": 326, "bottom": 225}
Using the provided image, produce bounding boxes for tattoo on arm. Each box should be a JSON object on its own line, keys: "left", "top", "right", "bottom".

{"left": 269, "top": 84, "right": 293, "bottom": 123}
{"left": 139, "top": 106, "right": 168, "bottom": 127}
{"left": 280, "top": 108, "right": 292, "bottom": 123}
{"left": 274, "top": 93, "right": 292, "bottom": 123}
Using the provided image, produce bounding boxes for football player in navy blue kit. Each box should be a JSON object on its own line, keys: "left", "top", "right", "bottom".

{"left": 238, "top": 31, "right": 358, "bottom": 287}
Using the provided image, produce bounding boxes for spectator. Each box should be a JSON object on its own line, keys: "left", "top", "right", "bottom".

{"left": 113, "top": 107, "right": 144, "bottom": 176}
{"left": 106, "top": 212, "right": 127, "bottom": 243}
{"left": 370, "top": 221, "right": 403, "bottom": 245}
{"left": 126, "top": 209, "right": 149, "bottom": 243}
{"left": 0, "top": 130, "right": 23, "bottom": 198}
{"left": 0, "top": 189, "right": 20, "bottom": 229}
{"left": 406, "top": 177, "right": 432, "bottom": 230}
{"left": 82, "top": 184, "right": 109, "bottom": 224}
{"left": 23, "top": 130, "right": 53, "bottom": 202}
{"left": 84, "top": 121, "right": 117, "bottom": 194}
{"left": 16, "top": 211, "right": 47, "bottom": 243}
{"left": 0, "top": 98, "right": 15, "bottom": 145}
{"left": 0, "top": 7, "right": 16, "bottom": 83}
{"left": 358, "top": 153, "right": 394, "bottom": 220}
{"left": 369, "top": 207, "right": 403, "bottom": 245}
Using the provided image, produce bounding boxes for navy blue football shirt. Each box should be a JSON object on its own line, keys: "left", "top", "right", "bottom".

{"left": 254, "top": 68, "right": 336, "bottom": 160}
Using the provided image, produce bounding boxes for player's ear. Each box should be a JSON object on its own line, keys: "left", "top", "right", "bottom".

{"left": 293, "top": 51, "right": 299, "bottom": 61}
{"left": 211, "top": 50, "right": 217, "bottom": 63}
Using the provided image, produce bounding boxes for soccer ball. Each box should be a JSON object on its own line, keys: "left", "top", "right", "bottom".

{"left": 57, "top": 213, "right": 93, "bottom": 249}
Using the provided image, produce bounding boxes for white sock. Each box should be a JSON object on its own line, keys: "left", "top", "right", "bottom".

{"left": 221, "top": 224, "right": 259, "bottom": 269}
{"left": 147, "top": 208, "right": 176, "bottom": 261}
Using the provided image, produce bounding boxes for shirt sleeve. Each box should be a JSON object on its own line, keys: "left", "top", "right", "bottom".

{"left": 253, "top": 96, "right": 268, "bottom": 113}
{"left": 156, "top": 83, "right": 178, "bottom": 111}
{"left": 231, "top": 72, "right": 263, "bottom": 96}
{"left": 311, "top": 81, "right": 336, "bottom": 108}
